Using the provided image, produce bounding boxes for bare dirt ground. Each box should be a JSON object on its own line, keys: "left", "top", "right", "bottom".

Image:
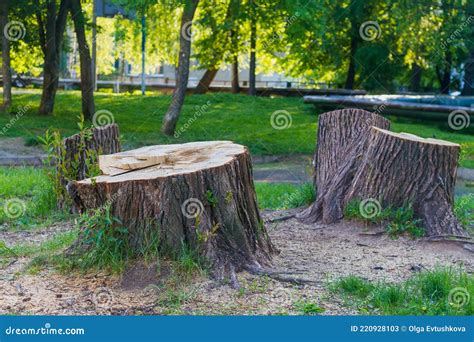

{"left": 0, "top": 210, "right": 473, "bottom": 316}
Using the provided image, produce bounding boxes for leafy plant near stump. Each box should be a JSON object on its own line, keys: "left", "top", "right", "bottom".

{"left": 38, "top": 115, "right": 101, "bottom": 209}
{"left": 344, "top": 199, "right": 425, "bottom": 238}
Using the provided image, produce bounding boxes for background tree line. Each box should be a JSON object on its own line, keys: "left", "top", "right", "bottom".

{"left": 1, "top": 0, "right": 473, "bottom": 135}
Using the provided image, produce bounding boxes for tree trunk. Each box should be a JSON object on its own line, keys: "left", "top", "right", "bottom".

{"left": 299, "top": 108, "right": 390, "bottom": 223}
{"left": 58, "top": 124, "right": 121, "bottom": 209}
{"left": 248, "top": 11, "right": 256, "bottom": 96}
{"left": 1, "top": 0, "right": 12, "bottom": 110}
{"left": 231, "top": 58, "right": 240, "bottom": 93}
{"left": 410, "top": 63, "right": 422, "bottom": 93}
{"left": 162, "top": 0, "right": 199, "bottom": 136}
{"left": 69, "top": 0, "right": 95, "bottom": 120}
{"left": 344, "top": 35, "right": 358, "bottom": 90}
{"left": 230, "top": 25, "right": 240, "bottom": 94}
{"left": 37, "top": 0, "right": 68, "bottom": 115}
{"left": 298, "top": 108, "right": 466, "bottom": 237}
{"left": 194, "top": 68, "right": 218, "bottom": 94}
{"left": 68, "top": 141, "right": 275, "bottom": 284}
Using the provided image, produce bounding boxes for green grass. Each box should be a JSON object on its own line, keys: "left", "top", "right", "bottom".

{"left": 255, "top": 182, "right": 315, "bottom": 210}
{"left": 0, "top": 230, "right": 77, "bottom": 258}
{"left": 1, "top": 90, "right": 473, "bottom": 167}
{"left": 331, "top": 268, "right": 474, "bottom": 315}
{"left": 344, "top": 199, "right": 425, "bottom": 238}
{"left": 0, "top": 166, "right": 64, "bottom": 226}
{"left": 293, "top": 300, "right": 326, "bottom": 315}
{"left": 455, "top": 194, "right": 474, "bottom": 233}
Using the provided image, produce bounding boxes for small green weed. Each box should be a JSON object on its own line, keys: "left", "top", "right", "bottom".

{"left": 344, "top": 199, "right": 425, "bottom": 238}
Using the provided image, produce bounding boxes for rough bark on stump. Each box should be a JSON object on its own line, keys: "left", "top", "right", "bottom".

{"left": 344, "top": 127, "right": 465, "bottom": 237}
{"left": 68, "top": 141, "right": 275, "bottom": 283}
{"left": 58, "top": 124, "right": 120, "bottom": 209}
{"left": 298, "top": 108, "right": 390, "bottom": 224}
{"left": 299, "top": 108, "right": 466, "bottom": 238}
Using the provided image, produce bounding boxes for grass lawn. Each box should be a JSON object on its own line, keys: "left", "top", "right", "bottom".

{"left": 0, "top": 90, "right": 473, "bottom": 168}
{"left": 331, "top": 268, "right": 474, "bottom": 315}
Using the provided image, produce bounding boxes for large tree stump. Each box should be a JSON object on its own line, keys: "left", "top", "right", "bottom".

{"left": 345, "top": 127, "right": 465, "bottom": 237}
{"left": 58, "top": 124, "right": 121, "bottom": 209}
{"left": 299, "top": 108, "right": 390, "bottom": 224}
{"left": 68, "top": 141, "right": 275, "bottom": 282}
{"left": 299, "top": 108, "right": 466, "bottom": 237}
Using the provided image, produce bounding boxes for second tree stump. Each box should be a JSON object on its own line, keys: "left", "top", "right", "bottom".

{"left": 299, "top": 108, "right": 467, "bottom": 237}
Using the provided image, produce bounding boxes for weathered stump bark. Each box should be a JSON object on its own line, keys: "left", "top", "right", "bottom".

{"left": 345, "top": 128, "right": 465, "bottom": 237}
{"left": 58, "top": 124, "right": 120, "bottom": 209}
{"left": 299, "top": 108, "right": 466, "bottom": 237}
{"left": 68, "top": 141, "right": 275, "bottom": 283}
{"left": 299, "top": 108, "right": 390, "bottom": 223}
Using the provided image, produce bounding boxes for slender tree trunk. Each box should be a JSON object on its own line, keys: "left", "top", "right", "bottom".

{"left": 345, "top": 35, "right": 358, "bottom": 90}
{"left": 231, "top": 57, "right": 240, "bottom": 93}
{"left": 162, "top": 0, "right": 199, "bottom": 136}
{"left": 1, "top": 0, "right": 12, "bottom": 110}
{"left": 248, "top": 12, "right": 256, "bottom": 96}
{"left": 230, "top": 27, "right": 240, "bottom": 93}
{"left": 37, "top": 0, "right": 68, "bottom": 115}
{"left": 410, "top": 63, "right": 422, "bottom": 93}
{"left": 69, "top": 0, "right": 95, "bottom": 120}
{"left": 194, "top": 68, "right": 218, "bottom": 94}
